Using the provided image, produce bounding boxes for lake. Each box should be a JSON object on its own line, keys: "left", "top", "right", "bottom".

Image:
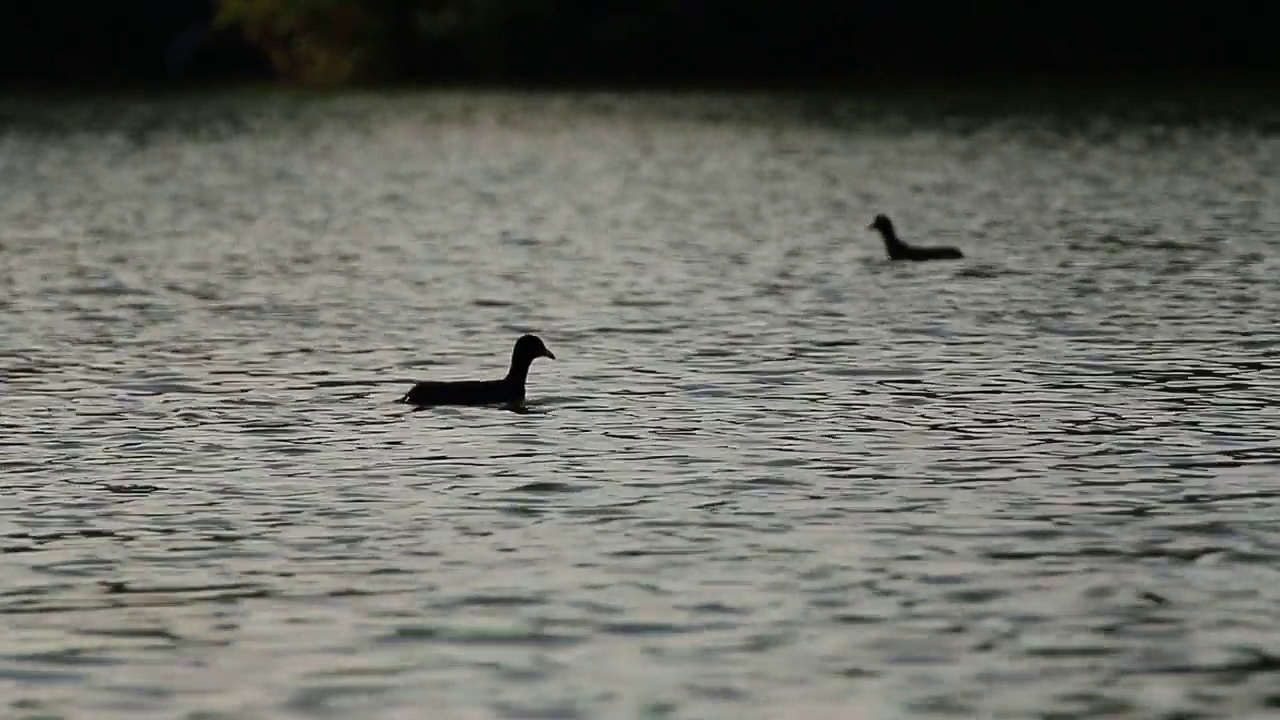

{"left": 2, "top": 85, "right": 1279, "bottom": 719}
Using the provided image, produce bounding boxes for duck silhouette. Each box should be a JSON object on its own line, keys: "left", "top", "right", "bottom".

{"left": 398, "top": 334, "right": 555, "bottom": 408}
{"left": 869, "top": 214, "right": 964, "bottom": 261}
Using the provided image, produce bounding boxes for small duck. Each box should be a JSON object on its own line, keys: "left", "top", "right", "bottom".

{"left": 398, "top": 334, "right": 555, "bottom": 408}
{"left": 869, "top": 214, "right": 964, "bottom": 261}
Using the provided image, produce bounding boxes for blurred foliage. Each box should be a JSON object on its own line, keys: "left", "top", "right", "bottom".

{"left": 213, "top": 0, "right": 696, "bottom": 84}
{"left": 214, "top": 0, "right": 383, "bottom": 84}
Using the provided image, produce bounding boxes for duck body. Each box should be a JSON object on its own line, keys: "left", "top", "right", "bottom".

{"left": 399, "top": 378, "right": 527, "bottom": 407}
{"left": 869, "top": 214, "right": 964, "bottom": 261}
{"left": 892, "top": 244, "right": 964, "bottom": 261}
{"left": 398, "top": 334, "right": 555, "bottom": 408}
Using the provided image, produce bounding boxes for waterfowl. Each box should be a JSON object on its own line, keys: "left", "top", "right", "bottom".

{"left": 398, "top": 334, "right": 555, "bottom": 408}
{"left": 869, "top": 214, "right": 964, "bottom": 261}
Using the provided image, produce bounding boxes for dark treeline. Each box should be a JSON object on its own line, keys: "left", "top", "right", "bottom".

{"left": 1, "top": 0, "right": 1276, "bottom": 88}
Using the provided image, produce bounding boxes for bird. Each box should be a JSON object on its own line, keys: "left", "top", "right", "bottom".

{"left": 397, "top": 334, "right": 555, "bottom": 408}
{"left": 868, "top": 214, "right": 964, "bottom": 261}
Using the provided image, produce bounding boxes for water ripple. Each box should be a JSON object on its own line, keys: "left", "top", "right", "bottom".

{"left": 1, "top": 89, "right": 1278, "bottom": 719}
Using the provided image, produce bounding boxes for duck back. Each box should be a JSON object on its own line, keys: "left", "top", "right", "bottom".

{"left": 399, "top": 378, "right": 522, "bottom": 407}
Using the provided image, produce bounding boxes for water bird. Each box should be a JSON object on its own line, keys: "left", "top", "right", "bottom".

{"left": 869, "top": 214, "right": 964, "bottom": 261}
{"left": 397, "top": 334, "right": 555, "bottom": 408}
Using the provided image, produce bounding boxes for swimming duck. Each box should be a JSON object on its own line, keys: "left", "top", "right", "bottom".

{"left": 869, "top": 214, "right": 964, "bottom": 261}
{"left": 398, "top": 334, "right": 555, "bottom": 408}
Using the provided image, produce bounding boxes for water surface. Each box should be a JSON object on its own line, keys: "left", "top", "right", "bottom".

{"left": 2, "top": 88, "right": 1280, "bottom": 719}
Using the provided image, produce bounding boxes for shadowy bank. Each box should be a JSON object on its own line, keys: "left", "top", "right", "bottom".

{"left": 0, "top": 1, "right": 1276, "bottom": 89}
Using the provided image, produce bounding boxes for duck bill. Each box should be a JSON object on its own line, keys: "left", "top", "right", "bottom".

{"left": 542, "top": 349, "right": 556, "bottom": 360}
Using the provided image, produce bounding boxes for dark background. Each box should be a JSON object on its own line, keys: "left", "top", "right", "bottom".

{"left": 1, "top": 0, "right": 1276, "bottom": 88}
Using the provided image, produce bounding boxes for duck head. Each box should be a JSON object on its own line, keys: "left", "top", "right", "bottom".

{"left": 868, "top": 214, "right": 894, "bottom": 233}
{"left": 513, "top": 334, "right": 556, "bottom": 363}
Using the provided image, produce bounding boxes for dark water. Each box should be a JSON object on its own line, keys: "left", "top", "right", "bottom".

{"left": 2, "top": 89, "right": 1279, "bottom": 719}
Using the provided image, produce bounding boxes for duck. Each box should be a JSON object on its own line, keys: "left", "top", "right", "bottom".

{"left": 869, "top": 214, "right": 964, "bottom": 261}
{"left": 397, "top": 334, "right": 555, "bottom": 408}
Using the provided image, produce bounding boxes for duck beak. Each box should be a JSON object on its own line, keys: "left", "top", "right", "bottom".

{"left": 867, "top": 222, "right": 875, "bottom": 229}
{"left": 543, "top": 349, "right": 556, "bottom": 360}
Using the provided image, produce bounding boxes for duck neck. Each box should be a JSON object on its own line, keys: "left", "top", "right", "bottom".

{"left": 879, "top": 226, "right": 905, "bottom": 250}
{"left": 506, "top": 355, "right": 532, "bottom": 384}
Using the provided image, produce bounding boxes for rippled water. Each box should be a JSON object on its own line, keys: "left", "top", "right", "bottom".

{"left": 2, "top": 88, "right": 1280, "bottom": 719}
